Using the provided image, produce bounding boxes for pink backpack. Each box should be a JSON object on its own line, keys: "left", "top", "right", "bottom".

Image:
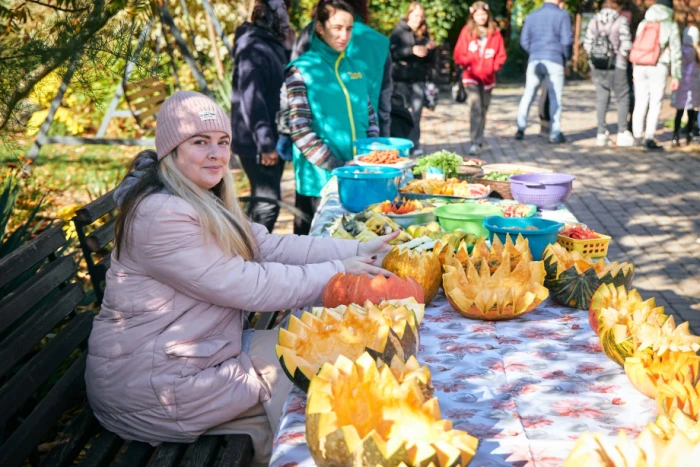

{"left": 629, "top": 22, "right": 661, "bottom": 66}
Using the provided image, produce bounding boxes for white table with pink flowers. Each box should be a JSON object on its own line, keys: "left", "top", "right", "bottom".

{"left": 269, "top": 182, "right": 655, "bottom": 467}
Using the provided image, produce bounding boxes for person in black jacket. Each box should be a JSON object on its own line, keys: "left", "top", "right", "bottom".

{"left": 390, "top": 2, "right": 436, "bottom": 155}
{"left": 231, "top": 0, "right": 288, "bottom": 233}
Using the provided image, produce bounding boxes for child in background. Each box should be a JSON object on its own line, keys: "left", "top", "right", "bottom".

{"left": 671, "top": 25, "right": 700, "bottom": 146}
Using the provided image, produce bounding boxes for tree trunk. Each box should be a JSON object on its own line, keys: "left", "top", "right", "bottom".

{"left": 200, "top": 0, "right": 233, "bottom": 58}
{"left": 158, "top": 2, "right": 212, "bottom": 96}
{"left": 205, "top": 9, "right": 225, "bottom": 80}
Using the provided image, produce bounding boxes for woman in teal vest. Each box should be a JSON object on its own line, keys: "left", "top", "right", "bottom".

{"left": 286, "top": 0, "right": 379, "bottom": 235}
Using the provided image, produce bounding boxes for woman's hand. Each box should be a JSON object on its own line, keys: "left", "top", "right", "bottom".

{"left": 358, "top": 230, "right": 399, "bottom": 263}
{"left": 412, "top": 45, "right": 428, "bottom": 57}
{"left": 342, "top": 256, "right": 393, "bottom": 277}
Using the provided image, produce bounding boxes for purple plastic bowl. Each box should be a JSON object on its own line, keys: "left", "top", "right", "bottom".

{"left": 509, "top": 173, "right": 575, "bottom": 210}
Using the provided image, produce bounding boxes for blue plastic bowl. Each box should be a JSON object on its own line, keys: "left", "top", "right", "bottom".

{"left": 332, "top": 166, "right": 402, "bottom": 212}
{"left": 353, "top": 137, "right": 414, "bottom": 157}
{"left": 483, "top": 216, "right": 564, "bottom": 260}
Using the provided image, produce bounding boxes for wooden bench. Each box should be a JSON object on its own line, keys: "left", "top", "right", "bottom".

{"left": 0, "top": 223, "right": 257, "bottom": 466}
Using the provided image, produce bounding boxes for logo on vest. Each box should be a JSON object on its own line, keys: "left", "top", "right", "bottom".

{"left": 348, "top": 72, "right": 363, "bottom": 80}
{"left": 199, "top": 110, "right": 217, "bottom": 121}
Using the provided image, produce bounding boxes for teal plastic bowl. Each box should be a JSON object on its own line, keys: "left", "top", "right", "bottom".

{"left": 353, "top": 137, "right": 414, "bottom": 157}
{"left": 434, "top": 204, "right": 503, "bottom": 238}
{"left": 483, "top": 216, "right": 564, "bottom": 260}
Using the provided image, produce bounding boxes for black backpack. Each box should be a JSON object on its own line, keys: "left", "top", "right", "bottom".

{"left": 590, "top": 18, "right": 617, "bottom": 70}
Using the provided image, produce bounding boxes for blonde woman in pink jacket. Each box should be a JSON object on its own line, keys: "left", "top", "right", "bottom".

{"left": 84, "top": 91, "right": 395, "bottom": 466}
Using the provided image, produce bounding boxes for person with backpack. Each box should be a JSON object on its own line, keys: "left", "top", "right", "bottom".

{"left": 515, "top": 0, "right": 573, "bottom": 144}
{"left": 583, "top": 0, "right": 634, "bottom": 147}
{"left": 453, "top": 1, "right": 506, "bottom": 155}
{"left": 629, "top": 0, "right": 681, "bottom": 150}
{"left": 671, "top": 24, "right": 700, "bottom": 146}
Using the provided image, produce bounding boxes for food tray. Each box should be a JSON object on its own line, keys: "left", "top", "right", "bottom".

{"left": 354, "top": 156, "right": 415, "bottom": 169}
{"left": 481, "top": 163, "right": 552, "bottom": 175}
{"left": 557, "top": 233, "right": 611, "bottom": 258}
{"left": 399, "top": 189, "right": 492, "bottom": 201}
{"left": 465, "top": 199, "right": 537, "bottom": 218}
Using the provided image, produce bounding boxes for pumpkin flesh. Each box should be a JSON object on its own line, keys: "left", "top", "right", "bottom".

{"left": 276, "top": 301, "right": 423, "bottom": 391}
{"left": 306, "top": 353, "right": 478, "bottom": 467}
{"left": 383, "top": 246, "right": 442, "bottom": 304}
{"left": 625, "top": 350, "right": 700, "bottom": 399}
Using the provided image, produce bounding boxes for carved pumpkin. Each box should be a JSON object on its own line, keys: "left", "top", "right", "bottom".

{"left": 322, "top": 273, "right": 425, "bottom": 308}
{"left": 382, "top": 245, "right": 442, "bottom": 304}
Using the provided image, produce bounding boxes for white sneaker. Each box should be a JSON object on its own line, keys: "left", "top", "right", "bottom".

{"left": 468, "top": 144, "right": 479, "bottom": 155}
{"left": 616, "top": 130, "right": 635, "bottom": 147}
{"left": 596, "top": 132, "right": 610, "bottom": 147}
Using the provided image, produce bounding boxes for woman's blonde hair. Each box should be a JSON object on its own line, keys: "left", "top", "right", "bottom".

{"left": 114, "top": 149, "right": 257, "bottom": 262}
{"left": 405, "top": 2, "right": 429, "bottom": 40}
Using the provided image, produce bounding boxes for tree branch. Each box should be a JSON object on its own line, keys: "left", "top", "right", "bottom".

{"left": 0, "top": 0, "right": 126, "bottom": 131}
{"left": 26, "top": 0, "right": 89, "bottom": 13}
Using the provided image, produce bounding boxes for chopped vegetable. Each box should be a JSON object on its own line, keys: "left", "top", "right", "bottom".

{"left": 482, "top": 172, "right": 511, "bottom": 181}
{"left": 413, "top": 151, "right": 464, "bottom": 178}
{"left": 560, "top": 226, "right": 598, "bottom": 240}
{"left": 359, "top": 150, "right": 403, "bottom": 165}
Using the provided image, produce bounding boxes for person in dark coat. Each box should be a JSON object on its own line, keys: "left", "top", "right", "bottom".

{"left": 390, "top": 1, "right": 437, "bottom": 154}
{"left": 231, "top": 0, "right": 288, "bottom": 232}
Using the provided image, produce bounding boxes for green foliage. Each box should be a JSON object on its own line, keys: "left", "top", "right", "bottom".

{"left": 290, "top": 0, "right": 467, "bottom": 43}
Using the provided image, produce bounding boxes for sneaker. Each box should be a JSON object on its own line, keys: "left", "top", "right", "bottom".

{"left": 634, "top": 137, "right": 644, "bottom": 147}
{"left": 672, "top": 136, "right": 681, "bottom": 147}
{"left": 468, "top": 144, "right": 479, "bottom": 155}
{"left": 515, "top": 129, "right": 524, "bottom": 140}
{"left": 596, "top": 132, "right": 610, "bottom": 147}
{"left": 643, "top": 139, "right": 664, "bottom": 151}
{"left": 549, "top": 133, "right": 566, "bottom": 144}
{"left": 616, "top": 131, "right": 635, "bottom": 147}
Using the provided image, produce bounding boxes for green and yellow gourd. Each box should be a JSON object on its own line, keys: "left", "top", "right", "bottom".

{"left": 542, "top": 243, "right": 634, "bottom": 311}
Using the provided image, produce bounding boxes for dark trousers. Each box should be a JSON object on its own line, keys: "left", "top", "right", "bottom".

{"left": 394, "top": 81, "right": 425, "bottom": 149}
{"left": 293, "top": 193, "right": 321, "bottom": 235}
{"left": 239, "top": 156, "right": 285, "bottom": 233}
{"left": 591, "top": 67, "right": 630, "bottom": 135}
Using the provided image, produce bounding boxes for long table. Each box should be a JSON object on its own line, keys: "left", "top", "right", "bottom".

{"left": 270, "top": 183, "right": 656, "bottom": 467}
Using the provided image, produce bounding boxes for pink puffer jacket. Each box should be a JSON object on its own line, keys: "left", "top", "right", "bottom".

{"left": 85, "top": 193, "right": 358, "bottom": 443}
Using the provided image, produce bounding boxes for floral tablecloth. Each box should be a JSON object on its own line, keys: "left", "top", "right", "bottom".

{"left": 270, "top": 183, "right": 655, "bottom": 467}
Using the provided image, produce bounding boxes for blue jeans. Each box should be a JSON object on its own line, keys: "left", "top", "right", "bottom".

{"left": 517, "top": 60, "right": 565, "bottom": 137}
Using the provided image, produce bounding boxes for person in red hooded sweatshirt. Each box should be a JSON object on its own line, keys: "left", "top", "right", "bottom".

{"left": 453, "top": 1, "right": 506, "bottom": 155}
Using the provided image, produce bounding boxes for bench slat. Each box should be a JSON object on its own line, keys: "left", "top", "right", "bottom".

{"left": 132, "top": 93, "right": 167, "bottom": 112}
{"left": 74, "top": 192, "right": 116, "bottom": 224}
{"left": 183, "top": 436, "right": 221, "bottom": 467}
{"left": 0, "top": 311, "right": 93, "bottom": 426}
{"left": 135, "top": 104, "right": 161, "bottom": 122}
{"left": 114, "top": 442, "right": 153, "bottom": 467}
{"left": 219, "top": 435, "right": 254, "bottom": 467}
{"left": 0, "top": 351, "right": 87, "bottom": 467}
{"left": 150, "top": 443, "right": 187, "bottom": 467}
{"left": 0, "top": 282, "right": 84, "bottom": 380}
{"left": 124, "top": 77, "right": 161, "bottom": 92}
{"left": 85, "top": 217, "right": 116, "bottom": 253}
{"left": 254, "top": 311, "right": 279, "bottom": 331}
{"left": 126, "top": 83, "right": 167, "bottom": 101}
{"left": 77, "top": 431, "right": 123, "bottom": 467}
{"left": 0, "top": 255, "right": 77, "bottom": 335}
{"left": 39, "top": 406, "right": 100, "bottom": 467}
{"left": 0, "top": 224, "right": 66, "bottom": 289}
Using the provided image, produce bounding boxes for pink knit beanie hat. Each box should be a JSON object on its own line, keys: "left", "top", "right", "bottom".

{"left": 155, "top": 91, "right": 231, "bottom": 160}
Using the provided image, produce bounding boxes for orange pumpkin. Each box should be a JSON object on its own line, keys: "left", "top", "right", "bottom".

{"left": 322, "top": 273, "right": 425, "bottom": 308}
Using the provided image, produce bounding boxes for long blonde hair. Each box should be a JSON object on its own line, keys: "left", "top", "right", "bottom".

{"left": 115, "top": 150, "right": 258, "bottom": 261}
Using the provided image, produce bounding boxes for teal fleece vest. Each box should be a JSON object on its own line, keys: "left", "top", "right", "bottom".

{"left": 347, "top": 18, "right": 390, "bottom": 115}
{"left": 290, "top": 35, "right": 370, "bottom": 197}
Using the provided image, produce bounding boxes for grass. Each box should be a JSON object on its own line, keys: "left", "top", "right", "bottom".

{"left": 1, "top": 139, "right": 250, "bottom": 232}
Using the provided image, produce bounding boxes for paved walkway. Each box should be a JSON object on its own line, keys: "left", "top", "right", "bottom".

{"left": 275, "top": 80, "right": 700, "bottom": 330}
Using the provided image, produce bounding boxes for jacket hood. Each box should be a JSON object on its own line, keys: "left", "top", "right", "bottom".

{"left": 233, "top": 22, "right": 284, "bottom": 56}
{"left": 595, "top": 8, "right": 620, "bottom": 27}
{"left": 645, "top": 4, "right": 674, "bottom": 22}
